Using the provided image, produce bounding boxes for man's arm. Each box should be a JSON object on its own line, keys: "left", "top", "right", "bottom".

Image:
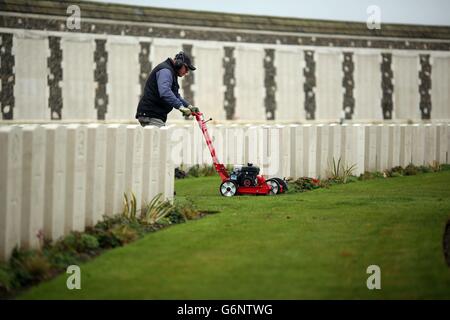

{"left": 178, "top": 96, "right": 190, "bottom": 108}
{"left": 156, "top": 69, "right": 185, "bottom": 109}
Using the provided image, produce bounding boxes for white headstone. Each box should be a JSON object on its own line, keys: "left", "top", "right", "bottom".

{"left": 85, "top": 124, "right": 107, "bottom": 226}
{"left": 411, "top": 124, "right": 425, "bottom": 166}
{"left": 364, "top": 125, "right": 377, "bottom": 172}
{"left": 125, "top": 125, "right": 144, "bottom": 215}
{"left": 316, "top": 124, "right": 329, "bottom": 179}
{"left": 400, "top": 125, "right": 413, "bottom": 167}
{"left": 288, "top": 125, "right": 300, "bottom": 178}
{"left": 105, "top": 124, "right": 127, "bottom": 216}
{"left": 21, "top": 125, "right": 46, "bottom": 249}
{"left": 303, "top": 125, "right": 318, "bottom": 178}
{"left": 160, "top": 127, "right": 174, "bottom": 201}
{"left": 142, "top": 126, "right": 161, "bottom": 208}
{"left": 436, "top": 124, "right": 448, "bottom": 164}
{"left": 43, "top": 125, "right": 67, "bottom": 240}
{"left": 376, "top": 124, "right": 389, "bottom": 171}
{"left": 424, "top": 124, "right": 437, "bottom": 166}
{"left": 388, "top": 124, "right": 401, "bottom": 169}
{"left": 0, "top": 126, "right": 22, "bottom": 261}
{"left": 354, "top": 124, "right": 366, "bottom": 175}
{"left": 65, "top": 124, "right": 88, "bottom": 233}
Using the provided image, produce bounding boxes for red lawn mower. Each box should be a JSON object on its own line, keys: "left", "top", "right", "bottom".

{"left": 192, "top": 112, "right": 288, "bottom": 197}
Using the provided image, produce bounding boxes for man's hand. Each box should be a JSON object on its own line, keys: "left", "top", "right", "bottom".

{"left": 179, "top": 106, "right": 192, "bottom": 116}
{"left": 188, "top": 105, "right": 200, "bottom": 113}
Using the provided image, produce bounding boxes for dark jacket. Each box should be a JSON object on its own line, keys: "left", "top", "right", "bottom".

{"left": 136, "top": 58, "right": 185, "bottom": 123}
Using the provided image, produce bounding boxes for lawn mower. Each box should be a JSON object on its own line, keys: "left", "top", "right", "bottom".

{"left": 192, "top": 112, "right": 288, "bottom": 197}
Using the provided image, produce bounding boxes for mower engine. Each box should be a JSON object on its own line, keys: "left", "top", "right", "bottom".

{"left": 230, "top": 163, "right": 260, "bottom": 187}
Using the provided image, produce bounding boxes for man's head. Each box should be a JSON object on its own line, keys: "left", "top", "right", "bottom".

{"left": 173, "top": 51, "right": 196, "bottom": 77}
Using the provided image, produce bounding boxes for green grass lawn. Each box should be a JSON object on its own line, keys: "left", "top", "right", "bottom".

{"left": 19, "top": 172, "right": 450, "bottom": 299}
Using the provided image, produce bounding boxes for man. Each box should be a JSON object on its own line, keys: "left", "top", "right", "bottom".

{"left": 135, "top": 51, "right": 199, "bottom": 127}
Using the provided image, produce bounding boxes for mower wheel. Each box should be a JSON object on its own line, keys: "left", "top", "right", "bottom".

{"left": 273, "top": 177, "right": 288, "bottom": 193}
{"left": 266, "top": 178, "right": 281, "bottom": 195}
{"left": 220, "top": 180, "right": 238, "bottom": 197}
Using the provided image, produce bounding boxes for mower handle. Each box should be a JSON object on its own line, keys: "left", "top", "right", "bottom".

{"left": 191, "top": 111, "right": 229, "bottom": 181}
{"left": 192, "top": 112, "right": 212, "bottom": 123}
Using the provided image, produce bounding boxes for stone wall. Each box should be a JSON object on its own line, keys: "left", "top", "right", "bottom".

{"left": 1, "top": 2, "right": 449, "bottom": 123}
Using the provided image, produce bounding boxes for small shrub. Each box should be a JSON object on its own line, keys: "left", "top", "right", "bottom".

{"left": 56, "top": 232, "right": 100, "bottom": 255}
{"left": 122, "top": 192, "right": 138, "bottom": 221}
{"left": 373, "top": 171, "right": 385, "bottom": 178}
{"left": 187, "top": 164, "right": 200, "bottom": 177}
{"left": 110, "top": 225, "right": 139, "bottom": 245}
{"left": 167, "top": 207, "right": 187, "bottom": 224}
{"left": 359, "top": 171, "right": 385, "bottom": 180}
{"left": 142, "top": 193, "right": 174, "bottom": 224}
{"left": 386, "top": 166, "right": 405, "bottom": 177}
{"left": 79, "top": 234, "right": 100, "bottom": 251}
{"left": 0, "top": 265, "right": 14, "bottom": 294}
{"left": 92, "top": 215, "right": 124, "bottom": 232}
{"left": 199, "top": 164, "right": 216, "bottom": 177}
{"left": 175, "top": 199, "right": 202, "bottom": 220}
{"left": 327, "top": 157, "right": 356, "bottom": 183}
{"left": 404, "top": 164, "right": 418, "bottom": 176}
{"left": 8, "top": 249, "right": 52, "bottom": 287}
{"left": 95, "top": 230, "right": 122, "bottom": 249}
{"left": 359, "top": 171, "right": 374, "bottom": 180}
{"left": 175, "top": 167, "right": 187, "bottom": 179}
{"left": 290, "top": 177, "right": 322, "bottom": 193}
{"left": 345, "top": 175, "right": 359, "bottom": 183}
{"left": 390, "top": 172, "right": 403, "bottom": 178}
{"left": 429, "top": 160, "right": 441, "bottom": 172}
{"left": 21, "top": 254, "right": 52, "bottom": 282}
{"left": 43, "top": 247, "right": 80, "bottom": 271}
{"left": 418, "top": 165, "right": 431, "bottom": 173}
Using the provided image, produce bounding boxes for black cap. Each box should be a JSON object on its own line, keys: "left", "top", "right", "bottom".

{"left": 175, "top": 51, "right": 196, "bottom": 71}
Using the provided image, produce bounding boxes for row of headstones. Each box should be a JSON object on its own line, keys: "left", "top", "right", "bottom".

{"left": 0, "top": 124, "right": 174, "bottom": 261}
{"left": 172, "top": 123, "right": 450, "bottom": 179}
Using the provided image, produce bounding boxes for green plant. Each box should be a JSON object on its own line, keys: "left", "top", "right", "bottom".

{"left": 199, "top": 164, "right": 216, "bottom": 177}
{"left": 418, "top": 165, "right": 431, "bottom": 173}
{"left": 93, "top": 229, "right": 122, "bottom": 249}
{"left": 290, "top": 177, "right": 322, "bottom": 193}
{"left": 110, "top": 225, "right": 139, "bottom": 245}
{"left": 0, "top": 265, "right": 14, "bottom": 294}
{"left": 359, "top": 171, "right": 374, "bottom": 180}
{"left": 175, "top": 198, "right": 202, "bottom": 220}
{"left": 122, "top": 191, "right": 137, "bottom": 221}
{"left": 187, "top": 164, "right": 200, "bottom": 177}
{"left": 8, "top": 249, "right": 52, "bottom": 287}
{"left": 167, "top": 206, "right": 188, "bottom": 224}
{"left": 142, "top": 193, "right": 175, "bottom": 224}
{"left": 373, "top": 171, "right": 385, "bottom": 178}
{"left": 56, "top": 232, "right": 99, "bottom": 254}
{"left": 43, "top": 247, "right": 80, "bottom": 271}
{"left": 385, "top": 166, "right": 405, "bottom": 177}
{"left": 327, "top": 157, "right": 357, "bottom": 183}
{"left": 404, "top": 164, "right": 418, "bottom": 176}
{"left": 429, "top": 160, "right": 441, "bottom": 172}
